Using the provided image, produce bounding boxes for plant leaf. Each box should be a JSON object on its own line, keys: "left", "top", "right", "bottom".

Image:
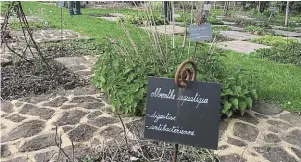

{"left": 246, "top": 97, "right": 253, "bottom": 108}
{"left": 223, "top": 101, "right": 232, "bottom": 111}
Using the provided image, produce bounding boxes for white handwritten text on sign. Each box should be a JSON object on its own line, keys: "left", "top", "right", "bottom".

{"left": 144, "top": 77, "right": 222, "bottom": 149}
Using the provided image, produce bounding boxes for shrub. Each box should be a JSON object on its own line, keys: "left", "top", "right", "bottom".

{"left": 207, "top": 16, "right": 224, "bottom": 25}
{"left": 176, "top": 14, "right": 224, "bottom": 25}
{"left": 222, "top": 17, "right": 256, "bottom": 27}
{"left": 250, "top": 35, "right": 299, "bottom": 46}
{"left": 92, "top": 39, "right": 257, "bottom": 118}
{"left": 176, "top": 13, "right": 191, "bottom": 24}
{"left": 120, "top": 13, "right": 168, "bottom": 26}
{"left": 243, "top": 25, "right": 273, "bottom": 36}
{"left": 221, "top": 66, "right": 257, "bottom": 117}
{"left": 212, "top": 25, "right": 230, "bottom": 32}
{"left": 252, "top": 42, "right": 301, "bottom": 67}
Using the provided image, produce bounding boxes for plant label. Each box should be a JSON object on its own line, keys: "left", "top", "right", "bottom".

{"left": 189, "top": 24, "right": 212, "bottom": 42}
{"left": 144, "top": 76, "right": 221, "bottom": 150}
{"left": 58, "top": 1, "right": 64, "bottom": 8}
{"left": 204, "top": 4, "right": 212, "bottom": 11}
{"left": 270, "top": 7, "right": 277, "bottom": 12}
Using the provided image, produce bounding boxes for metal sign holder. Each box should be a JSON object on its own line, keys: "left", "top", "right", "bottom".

{"left": 172, "top": 59, "right": 197, "bottom": 162}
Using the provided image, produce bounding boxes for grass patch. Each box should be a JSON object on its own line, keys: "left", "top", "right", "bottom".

{"left": 251, "top": 42, "right": 301, "bottom": 67}
{"left": 222, "top": 51, "right": 301, "bottom": 113}
{"left": 9, "top": 20, "right": 58, "bottom": 30}
{"left": 212, "top": 25, "right": 230, "bottom": 31}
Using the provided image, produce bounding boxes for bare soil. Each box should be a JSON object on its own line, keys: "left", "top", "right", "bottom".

{"left": 1, "top": 60, "right": 87, "bottom": 100}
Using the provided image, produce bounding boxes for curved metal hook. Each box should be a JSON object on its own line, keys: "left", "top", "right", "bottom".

{"left": 174, "top": 60, "right": 197, "bottom": 88}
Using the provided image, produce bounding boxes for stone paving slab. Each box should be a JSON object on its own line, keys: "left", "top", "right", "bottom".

{"left": 96, "top": 13, "right": 124, "bottom": 22}
{"left": 229, "top": 26, "right": 244, "bottom": 31}
{"left": 273, "top": 29, "right": 301, "bottom": 37}
{"left": 215, "top": 41, "right": 271, "bottom": 54}
{"left": 0, "top": 86, "right": 139, "bottom": 162}
{"left": 216, "top": 16, "right": 225, "bottom": 20}
{"left": 222, "top": 21, "right": 236, "bottom": 25}
{"left": 219, "top": 31, "right": 260, "bottom": 41}
{"left": 271, "top": 25, "right": 288, "bottom": 30}
{"left": 140, "top": 25, "right": 185, "bottom": 35}
{"left": 55, "top": 56, "right": 98, "bottom": 80}
{"left": 99, "top": 16, "right": 120, "bottom": 21}
{"left": 10, "top": 29, "right": 88, "bottom": 43}
{"left": 0, "top": 43, "right": 42, "bottom": 66}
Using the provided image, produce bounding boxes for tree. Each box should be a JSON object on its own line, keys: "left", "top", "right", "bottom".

{"left": 259, "top": 1, "right": 269, "bottom": 14}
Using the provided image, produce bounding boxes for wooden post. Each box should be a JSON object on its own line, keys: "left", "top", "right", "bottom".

{"left": 285, "top": 1, "right": 289, "bottom": 26}
{"left": 162, "top": 1, "right": 168, "bottom": 21}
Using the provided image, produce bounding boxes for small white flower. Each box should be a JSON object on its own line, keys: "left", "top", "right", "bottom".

{"left": 288, "top": 102, "right": 291, "bottom": 105}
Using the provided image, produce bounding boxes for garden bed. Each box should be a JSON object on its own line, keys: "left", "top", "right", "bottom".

{"left": 39, "top": 39, "right": 102, "bottom": 58}
{"left": 80, "top": 139, "right": 216, "bottom": 162}
{"left": 1, "top": 60, "right": 87, "bottom": 100}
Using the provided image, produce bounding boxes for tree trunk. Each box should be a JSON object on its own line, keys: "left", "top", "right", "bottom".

{"left": 285, "top": 1, "right": 290, "bottom": 26}
{"left": 223, "top": 1, "right": 229, "bottom": 15}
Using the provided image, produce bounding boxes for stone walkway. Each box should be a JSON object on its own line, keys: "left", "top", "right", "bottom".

{"left": 10, "top": 29, "right": 88, "bottom": 43}
{"left": 222, "top": 21, "right": 236, "bottom": 25}
{"left": 229, "top": 26, "right": 244, "bottom": 32}
{"left": 1, "top": 29, "right": 89, "bottom": 64}
{"left": 55, "top": 56, "right": 98, "bottom": 81}
{"left": 1, "top": 86, "right": 139, "bottom": 162}
{"left": 219, "top": 31, "right": 260, "bottom": 41}
{"left": 215, "top": 41, "right": 271, "bottom": 54}
{"left": 273, "top": 30, "right": 301, "bottom": 37}
{"left": 217, "top": 110, "right": 301, "bottom": 162}
{"left": 92, "top": 13, "right": 124, "bottom": 22}
{"left": 140, "top": 25, "right": 185, "bottom": 35}
{"left": 2, "top": 92, "right": 301, "bottom": 162}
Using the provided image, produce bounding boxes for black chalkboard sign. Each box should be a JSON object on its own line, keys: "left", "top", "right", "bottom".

{"left": 189, "top": 24, "right": 212, "bottom": 42}
{"left": 144, "top": 76, "right": 221, "bottom": 150}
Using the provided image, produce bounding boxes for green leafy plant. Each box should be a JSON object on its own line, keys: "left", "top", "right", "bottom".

{"left": 252, "top": 42, "right": 301, "bottom": 67}
{"left": 221, "top": 66, "right": 257, "bottom": 117}
{"left": 92, "top": 38, "right": 257, "bottom": 118}
{"left": 92, "top": 40, "right": 182, "bottom": 115}
{"left": 250, "top": 35, "right": 299, "bottom": 46}
{"left": 92, "top": 5, "right": 257, "bottom": 118}
{"left": 81, "top": 155, "right": 99, "bottom": 162}
{"left": 212, "top": 25, "right": 230, "bottom": 32}
{"left": 243, "top": 25, "right": 273, "bottom": 36}
{"left": 176, "top": 13, "right": 224, "bottom": 25}
{"left": 208, "top": 16, "right": 224, "bottom": 25}
{"left": 120, "top": 13, "right": 168, "bottom": 26}
{"left": 222, "top": 17, "right": 261, "bottom": 28}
